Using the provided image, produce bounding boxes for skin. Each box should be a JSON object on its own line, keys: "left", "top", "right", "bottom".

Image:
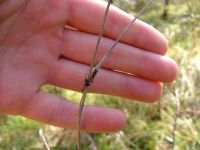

{"left": 0, "top": 0, "right": 178, "bottom": 133}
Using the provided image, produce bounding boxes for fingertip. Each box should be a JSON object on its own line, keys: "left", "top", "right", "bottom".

{"left": 143, "top": 82, "right": 163, "bottom": 103}
{"left": 162, "top": 56, "right": 179, "bottom": 82}
{"left": 82, "top": 106, "right": 127, "bottom": 133}
{"left": 159, "top": 32, "right": 169, "bottom": 55}
{"left": 144, "top": 21, "right": 169, "bottom": 55}
{"left": 168, "top": 59, "right": 179, "bottom": 82}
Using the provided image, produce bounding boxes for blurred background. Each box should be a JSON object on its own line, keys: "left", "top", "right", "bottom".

{"left": 0, "top": 0, "right": 200, "bottom": 149}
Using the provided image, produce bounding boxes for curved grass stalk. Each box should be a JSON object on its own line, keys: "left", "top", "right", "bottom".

{"left": 94, "top": 0, "right": 154, "bottom": 71}
{"left": 76, "top": 0, "right": 154, "bottom": 149}
{"left": 39, "top": 129, "right": 51, "bottom": 150}
{"left": 76, "top": 1, "right": 113, "bottom": 150}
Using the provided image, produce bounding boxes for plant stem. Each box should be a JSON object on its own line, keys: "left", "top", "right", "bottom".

{"left": 172, "top": 89, "right": 180, "bottom": 149}
{"left": 76, "top": 0, "right": 154, "bottom": 149}
{"left": 94, "top": 0, "right": 154, "bottom": 70}
{"left": 87, "top": 0, "right": 112, "bottom": 80}
{"left": 76, "top": 87, "right": 88, "bottom": 150}
{"left": 39, "top": 129, "right": 50, "bottom": 150}
{"left": 76, "top": 1, "right": 113, "bottom": 150}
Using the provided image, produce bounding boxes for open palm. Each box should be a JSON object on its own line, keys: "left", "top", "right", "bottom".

{"left": 0, "top": 0, "right": 177, "bottom": 132}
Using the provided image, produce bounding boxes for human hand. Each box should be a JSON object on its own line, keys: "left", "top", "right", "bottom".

{"left": 0, "top": 0, "right": 177, "bottom": 132}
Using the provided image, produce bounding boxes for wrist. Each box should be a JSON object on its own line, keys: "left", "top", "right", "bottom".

{"left": 0, "top": 0, "right": 26, "bottom": 22}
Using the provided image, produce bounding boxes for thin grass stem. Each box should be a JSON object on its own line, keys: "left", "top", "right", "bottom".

{"left": 167, "top": 86, "right": 180, "bottom": 149}
{"left": 76, "top": 87, "right": 88, "bottom": 150}
{"left": 76, "top": 0, "right": 154, "bottom": 149}
{"left": 76, "top": 1, "right": 113, "bottom": 149}
{"left": 94, "top": 0, "right": 154, "bottom": 70}
{"left": 88, "top": 0, "right": 112, "bottom": 79}
{"left": 39, "top": 129, "right": 50, "bottom": 150}
{"left": 172, "top": 89, "right": 180, "bottom": 150}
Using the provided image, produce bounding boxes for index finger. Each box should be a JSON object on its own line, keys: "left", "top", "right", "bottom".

{"left": 67, "top": 0, "right": 168, "bottom": 54}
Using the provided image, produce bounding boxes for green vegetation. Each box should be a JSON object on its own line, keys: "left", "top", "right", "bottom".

{"left": 0, "top": 0, "right": 200, "bottom": 149}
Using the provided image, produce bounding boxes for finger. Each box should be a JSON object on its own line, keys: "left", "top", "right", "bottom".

{"left": 48, "top": 59, "right": 162, "bottom": 102}
{"left": 21, "top": 91, "right": 126, "bottom": 132}
{"left": 62, "top": 30, "right": 177, "bottom": 82}
{"left": 67, "top": 0, "right": 168, "bottom": 54}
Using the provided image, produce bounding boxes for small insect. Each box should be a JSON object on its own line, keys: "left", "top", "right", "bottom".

{"left": 84, "top": 69, "right": 98, "bottom": 87}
